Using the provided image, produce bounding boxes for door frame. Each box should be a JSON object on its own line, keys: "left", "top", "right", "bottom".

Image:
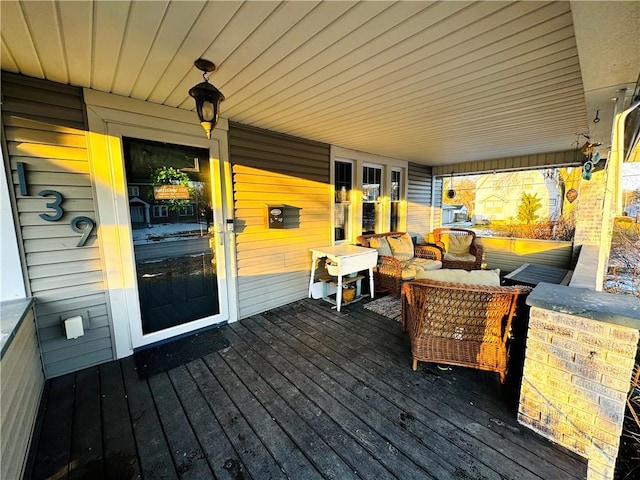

{"left": 85, "top": 90, "right": 238, "bottom": 358}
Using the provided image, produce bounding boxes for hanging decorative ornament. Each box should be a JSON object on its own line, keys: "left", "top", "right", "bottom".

{"left": 446, "top": 172, "right": 456, "bottom": 199}
{"left": 566, "top": 188, "right": 578, "bottom": 203}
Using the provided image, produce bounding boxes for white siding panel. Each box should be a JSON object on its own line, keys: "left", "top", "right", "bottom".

{"left": 229, "top": 123, "right": 330, "bottom": 319}
{"left": 0, "top": 307, "right": 44, "bottom": 480}
{"left": 1, "top": 73, "right": 113, "bottom": 378}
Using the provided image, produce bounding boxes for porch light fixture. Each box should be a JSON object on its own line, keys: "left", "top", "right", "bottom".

{"left": 189, "top": 58, "right": 225, "bottom": 139}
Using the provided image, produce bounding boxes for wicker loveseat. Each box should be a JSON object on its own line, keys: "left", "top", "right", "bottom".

{"left": 431, "top": 227, "right": 483, "bottom": 270}
{"left": 357, "top": 232, "right": 442, "bottom": 296}
{"left": 401, "top": 278, "right": 531, "bottom": 383}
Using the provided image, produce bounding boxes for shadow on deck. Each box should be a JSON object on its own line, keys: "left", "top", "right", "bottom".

{"left": 25, "top": 298, "right": 587, "bottom": 479}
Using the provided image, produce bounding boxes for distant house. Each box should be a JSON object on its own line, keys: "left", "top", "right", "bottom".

{"left": 442, "top": 204, "right": 468, "bottom": 225}
{"left": 474, "top": 171, "right": 562, "bottom": 223}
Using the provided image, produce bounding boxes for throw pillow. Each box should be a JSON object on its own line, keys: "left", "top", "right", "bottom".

{"left": 369, "top": 236, "right": 393, "bottom": 257}
{"left": 441, "top": 233, "right": 473, "bottom": 255}
{"left": 415, "top": 268, "right": 500, "bottom": 286}
{"left": 388, "top": 233, "right": 415, "bottom": 261}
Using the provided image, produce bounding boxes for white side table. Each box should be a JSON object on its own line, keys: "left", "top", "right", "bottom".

{"left": 308, "top": 245, "right": 377, "bottom": 311}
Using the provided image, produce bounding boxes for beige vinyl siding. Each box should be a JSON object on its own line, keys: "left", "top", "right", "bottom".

{"left": 406, "top": 162, "right": 434, "bottom": 244}
{"left": 229, "top": 123, "right": 330, "bottom": 318}
{"left": 0, "top": 305, "right": 44, "bottom": 480}
{"left": 479, "top": 237, "right": 573, "bottom": 274}
{"left": 1, "top": 72, "right": 113, "bottom": 378}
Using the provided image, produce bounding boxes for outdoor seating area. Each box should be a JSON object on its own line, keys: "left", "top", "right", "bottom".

{"left": 24, "top": 298, "right": 587, "bottom": 480}
{"left": 357, "top": 232, "right": 442, "bottom": 295}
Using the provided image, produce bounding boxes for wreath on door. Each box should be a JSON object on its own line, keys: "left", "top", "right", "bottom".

{"left": 149, "top": 166, "right": 194, "bottom": 211}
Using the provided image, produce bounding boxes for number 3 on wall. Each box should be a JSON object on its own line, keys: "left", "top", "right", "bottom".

{"left": 17, "top": 162, "right": 97, "bottom": 247}
{"left": 38, "top": 189, "right": 64, "bottom": 221}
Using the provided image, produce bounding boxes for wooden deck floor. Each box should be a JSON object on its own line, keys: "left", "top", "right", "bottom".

{"left": 25, "top": 298, "right": 587, "bottom": 480}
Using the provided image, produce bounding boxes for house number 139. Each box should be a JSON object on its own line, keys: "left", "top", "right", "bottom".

{"left": 17, "top": 162, "right": 96, "bottom": 247}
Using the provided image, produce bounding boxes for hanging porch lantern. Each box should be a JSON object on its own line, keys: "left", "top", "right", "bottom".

{"left": 189, "top": 58, "right": 225, "bottom": 139}
{"left": 446, "top": 172, "right": 456, "bottom": 199}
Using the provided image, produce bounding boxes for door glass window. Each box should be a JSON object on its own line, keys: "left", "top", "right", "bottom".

{"left": 123, "top": 137, "right": 220, "bottom": 335}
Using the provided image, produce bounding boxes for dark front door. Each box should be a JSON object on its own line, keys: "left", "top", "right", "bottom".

{"left": 123, "top": 137, "right": 220, "bottom": 336}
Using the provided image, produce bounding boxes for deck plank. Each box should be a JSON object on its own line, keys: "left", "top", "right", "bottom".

{"left": 147, "top": 373, "right": 214, "bottom": 479}
{"left": 203, "top": 352, "right": 325, "bottom": 480}
{"left": 30, "top": 373, "right": 74, "bottom": 480}
{"left": 239, "top": 316, "right": 437, "bottom": 479}
{"left": 218, "top": 344, "right": 361, "bottom": 480}
{"left": 26, "top": 299, "right": 587, "bottom": 480}
{"left": 185, "top": 358, "right": 287, "bottom": 480}
{"left": 167, "top": 365, "right": 247, "bottom": 479}
{"left": 69, "top": 367, "right": 103, "bottom": 480}
{"left": 225, "top": 323, "right": 396, "bottom": 480}
{"left": 99, "top": 360, "right": 140, "bottom": 479}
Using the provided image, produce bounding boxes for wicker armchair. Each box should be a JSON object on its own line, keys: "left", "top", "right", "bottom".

{"left": 432, "top": 227, "right": 483, "bottom": 270}
{"left": 401, "top": 279, "right": 531, "bottom": 383}
{"left": 357, "top": 232, "right": 442, "bottom": 296}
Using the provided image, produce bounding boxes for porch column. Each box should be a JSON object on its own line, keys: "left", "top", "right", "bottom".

{"left": 518, "top": 283, "right": 639, "bottom": 480}
{"left": 572, "top": 167, "right": 613, "bottom": 290}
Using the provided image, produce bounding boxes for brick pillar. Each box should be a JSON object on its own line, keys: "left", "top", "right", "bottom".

{"left": 573, "top": 169, "right": 607, "bottom": 246}
{"left": 519, "top": 305, "right": 639, "bottom": 480}
{"left": 572, "top": 165, "right": 618, "bottom": 290}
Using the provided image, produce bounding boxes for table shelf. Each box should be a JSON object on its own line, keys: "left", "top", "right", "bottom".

{"left": 308, "top": 245, "right": 377, "bottom": 312}
{"left": 318, "top": 275, "right": 366, "bottom": 307}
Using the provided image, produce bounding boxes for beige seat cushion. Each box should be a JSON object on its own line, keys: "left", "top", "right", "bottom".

{"left": 441, "top": 233, "right": 473, "bottom": 255}
{"left": 369, "top": 236, "right": 393, "bottom": 257}
{"left": 401, "top": 265, "right": 418, "bottom": 281}
{"left": 388, "top": 233, "right": 414, "bottom": 261}
{"left": 444, "top": 252, "right": 477, "bottom": 262}
{"left": 400, "top": 257, "right": 442, "bottom": 281}
{"left": 415, "top": 268, "right": 500, "bottom": 286}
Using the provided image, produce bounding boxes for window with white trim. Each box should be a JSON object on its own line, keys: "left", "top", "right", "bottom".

{"left": 332, "top": 152, "right": 407, "bottom": 243}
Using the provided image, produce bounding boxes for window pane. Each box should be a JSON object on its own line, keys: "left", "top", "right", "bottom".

{"left": 390, "top": 169, "right": 402, "bottom": 231}
{"left": 335, "top": 161, "right": 352, "bottom": 202}
{"left": 362, "top": 166, "right": 381, "bottom": 201}
{"left": 362, "top": 166, "right": 382, "bottom": 233}
{"left": 334, "top": 161, "right": 353, "bottom": 242}
{"left": 362, "top": 202, "right": 376, "bottom": 234}
{"left": 390, "top": 202, "right": 399, "bottom": 232}
{"left": 334, "top": 203, "right": 351, "bottom": 241}
{"left": 391, "top": 170, "right": 401, "bottom": 202}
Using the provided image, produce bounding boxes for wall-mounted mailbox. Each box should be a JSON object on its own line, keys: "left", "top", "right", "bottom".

{"left": 267, "top": 205, "right": 284, "bottom": 229}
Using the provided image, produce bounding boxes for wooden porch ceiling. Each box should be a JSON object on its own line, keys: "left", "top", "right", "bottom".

{"left": 1, "top": 1, "right": 638, "bottom": 167}
{"left": 26, "top": 298, "right": 586, "bottom": 479}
